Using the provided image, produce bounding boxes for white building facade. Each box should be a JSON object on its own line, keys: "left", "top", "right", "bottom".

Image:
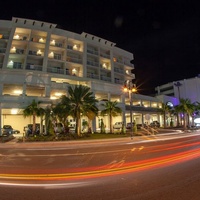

{"left": 0, "top": 17, "right": 167, "bottom": 133}
{"left": 155, "top": 76, "right": 200, "bottom": 104}
{"left": 155, "top": 76, "right": 200, "bottom": 127}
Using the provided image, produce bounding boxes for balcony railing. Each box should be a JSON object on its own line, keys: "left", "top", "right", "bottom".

{"left": 124, "top": 60, "right": 134, "bottom": 67}
{"left": 113, "top": 58, "right": 123, "bottom": 64}
{"left": 51, "top": 81, "right": 69, "bottom": 89}
{"left": 13, "top": 34, "right": 28, "bottom": 41}
{"left": 66, "top": 57, "right": 82, "bottom": 64}
{"left": 0, "top": 35, "right": 9, "bottom": 39}
{"left": 87, "top": 73, "right": 99, "bottom": 79}
{"left": 26, "top": 64, "right": 42, "bottom": 71}
{"left": 10, "top": 48, "right": 25, "bottom": 54}
{"left": 114, "top": 79, "right": 124, "bottom": 84}
{"left": 87, "top": 49, "right": 98, "bottom": 56}
{"left": 114, "top": 67, "right": 124, "bottom": 74}
{"left": 47, "top": 67, "right": 65, "bottom": 75}
{"left": 87, "top": 60, "right": 99, "bottom": 67}
{"left": 31, "top": 37, "right": 46, "bottom": 43}
{"left": 100, "top": 52, "right": 110, "bottom": 59}
{"left": 28, "top": 50, "right": 43, "bottom": 56}
{"left": 100, "top": 75, "right": 111, "bottom": 82}
{"left": 10, "top": 62, "right": 23, "bottom": 69}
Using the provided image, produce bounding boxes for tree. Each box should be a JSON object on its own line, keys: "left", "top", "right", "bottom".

{"left": 192, "top": 101, "right": 200, "bottom": 127}
{"left": 101, "top": 100, "right": 122, "bottom": 134}
{"left": 43, "top": 105, "right": 53, "bottom": 135}
{"left": 23, "top": 99, "right": 43, "bottom": 134}
{"left": 52, "top": 98, "right": 71, "bottom": 134}
{"left": 173, "top": 105, "right": 182, "bottom": 127}
{"left": 160, "top": 103, "right": 171, "bottom": 128}
{"left": 65, "top": 85, "right": 98, "bottom": 136}
{"left": 177, "top": 98, "right": 195, "bottom": 129}
{"left": 84, "top": 108, "right": 98, "bottom": 134}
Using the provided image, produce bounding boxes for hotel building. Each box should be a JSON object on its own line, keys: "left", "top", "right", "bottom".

{"left": 0, "top": 17, "right": 170, "bottom": 133}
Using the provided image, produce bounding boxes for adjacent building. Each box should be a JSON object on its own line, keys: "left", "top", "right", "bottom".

{"left": 155, "top": 76, "right": 200, "bottom": 103}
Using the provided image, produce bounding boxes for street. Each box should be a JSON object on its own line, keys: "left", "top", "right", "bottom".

{"left": 0, "top": 131, "right": 200, "bottom": 200}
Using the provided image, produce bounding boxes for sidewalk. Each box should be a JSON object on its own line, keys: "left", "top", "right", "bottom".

{"left": 2, "top": 127, "right": 199, "bottom": 147}
{"left": 2, "top": 128, "right": 185, "bottom": 144}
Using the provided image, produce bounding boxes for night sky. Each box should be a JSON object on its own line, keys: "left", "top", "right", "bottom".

{"left": 1, "top": 0, "right": 200, "bottom": 95}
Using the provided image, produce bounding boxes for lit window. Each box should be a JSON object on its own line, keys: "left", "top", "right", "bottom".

{"left": 11, "top": 109, "right": 18, "bottom": 114}
{"left": 39, "top": 38, "right": 44, "bottom": 43}
{"left": 50, "top": 40, "right": 55, "bottom": 45}
{"left": 13, "top": 35, "right": 20, "bottom": 40}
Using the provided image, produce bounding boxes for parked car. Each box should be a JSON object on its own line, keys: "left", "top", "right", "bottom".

{"left": 126, "top": 123, "right": 142, "bottom": 129}
{"left": 24, "top": 123, "right": 40, "bottom": 136}
{"left": 150, "top": 121, "right": 160, "bottom": 128}
{"left": 113, "top": 122, "right": 123, "bottom": 129}
{"left": 13, "top": 129, "right": 20, "bottom": 134}
{"left": 1, "top": 125, "right": 20, "bottom": 136}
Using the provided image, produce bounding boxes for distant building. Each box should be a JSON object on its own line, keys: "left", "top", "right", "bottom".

{"left": 155, "top": 76, "right": 200, "bottom": 103}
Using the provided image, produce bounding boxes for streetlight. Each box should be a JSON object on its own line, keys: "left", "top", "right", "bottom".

{"left": 174, "top": 81, "right": 182, "bottom": 127}
{"left": 174, "top": 81, "right": 182, "bottom": 101}
{"left": 123, "top": 80, "right": 137, "bottom": 139}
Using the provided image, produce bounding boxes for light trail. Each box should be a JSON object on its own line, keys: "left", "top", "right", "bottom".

{"left": 0, "top": 181, "right": 93, "bottom": 188}
{"left": 1, "top": 147, "right": 200, "bottom": 182}
{"left": 2, "top": 136, "right": 200, "bottom": 158}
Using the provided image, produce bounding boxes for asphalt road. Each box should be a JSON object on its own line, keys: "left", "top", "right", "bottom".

{"left": 0, "top": 131, "right": 200, "bottom": 200}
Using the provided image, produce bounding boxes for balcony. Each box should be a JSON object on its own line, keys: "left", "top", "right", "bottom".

{"left": 66, "top": 56, "right": 82, "bottom": 64}
{"left": 100, "top": 75, "right": 111, "bottom": 82}
{"left": 7, "top": 62, "right": 23, "bottom": 69}
{"left": 114, "top": 78, "right": 124, "bottom": 84}
{"left": 47, "top": 67, "right": 65, "bottom": 75}
{"left": 0, "top": 48, "right": 6, "bottom": 53}
{"left": 67, "top": 44, "right": 82, "bottom": 52}
{"left": 100, "top": 52, "right": 110, "bottom": 59}
{"left": 50, "top": 41, "right": 63, "bottom": 48}
{"left": 48, "top": 52, "right": 63, "bottom": 60}
{"left": 26, "top": 64, "right": 42, "bottom": 71}
{"left": 28, "top": 50, "right": 44, "bottom": 57}
{"left": 10, "top": 48, "right": 24, "bottom": 55}
{"left": 114, "top": 67, "right": 124, "bottom": 74}
{"left": 113, "top": 57, "right": 123, "bottom": 64}
{"left": 51, "top": 81, "right": 69, "bottom": 89}
{"left": 87, "top": 73, "right": 99, "bottom": 79}
{"left": 87, "top": 48, "right": 98, "bottom": 56}
{"left": 31, "top": 37, "right": 46, "bottom": 44}
{"left": 0, "top": 34, "right": 9, "bottom": 40}
{"left": 87, "top": 60, "right": 99, "bottom": 68}
{"left": 13, "top": 34, "right": 28, "bottom": 41}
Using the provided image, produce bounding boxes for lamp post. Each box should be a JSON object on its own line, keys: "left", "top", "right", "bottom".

{"left": 124, "top": 80, "right": 137, "bottom": 139}
{"left": 174, "top": 81, "right": 182, "bottom": 101}
{"left": 174, "top": 81, "right": 182, "bottom": 126}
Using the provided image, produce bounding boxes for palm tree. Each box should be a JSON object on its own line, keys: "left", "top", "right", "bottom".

{"left": 65, "top": 85, "right": 98, "bottom": 136}
{"left": 160, "top": 103, "right": 171, "bottom": 128}
{"left": 192, "top": 101, "right": 200, "bottom": 127}
{"left": 84, "top": 107, "right": 98, "bottom": 134}
{"left": 43, "top": 105, "right": 52, "bottom": 135}
{"left": 101, "top": 100, "right": 122, "bottom": 134}
{"left": 177, "top": 98, "right": 195, "bottom": 129}
{"left": 57, "top": 96, "right": 72, "bottom": 133}
{"left": 23, "top": 99, "right": 43, "bottom": 134}
{"left": 37, "top": 107, "right": 46, "bottom": 134}
{"left": 173, "top": 105, "right": 182, "bottom": 127}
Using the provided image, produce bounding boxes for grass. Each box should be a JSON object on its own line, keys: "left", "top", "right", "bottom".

{"left": 14, "top": 128, "right": 153, "bottom": 143}
{"left": 16, "top": 132, "right": 130, "bottom": 142}
{"left": 80, "top": 133, "right": 129, "bottom": 140}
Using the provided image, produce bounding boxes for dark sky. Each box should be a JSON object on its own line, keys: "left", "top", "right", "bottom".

{"left": 1, "top": 0, "right": 200, "bottom": 95}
